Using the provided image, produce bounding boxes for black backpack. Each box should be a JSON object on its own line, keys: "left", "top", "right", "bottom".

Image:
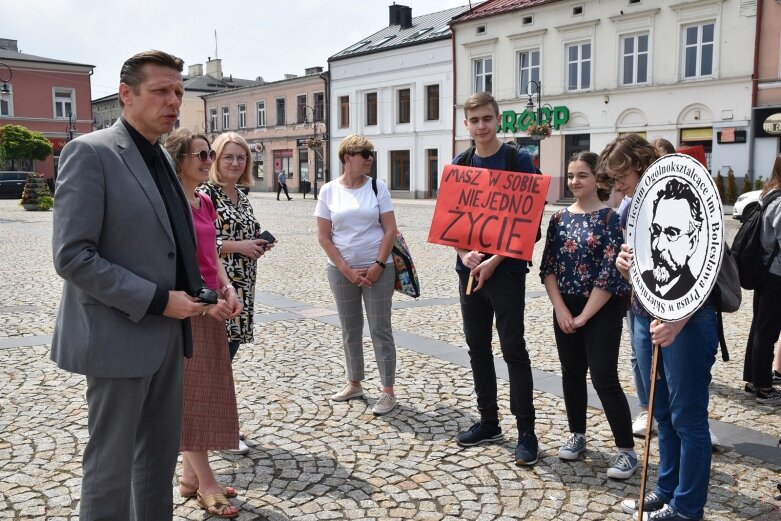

{"left": 731, "top": 190, "right": 781, "bottom": 290}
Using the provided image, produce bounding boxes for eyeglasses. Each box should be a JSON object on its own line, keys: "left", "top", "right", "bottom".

{"left": 651, "top": 224, "right": 689, "bottom": 243}
{"left": 352, "top": 149, "right": 375, "bottom": 160}
{"left": 183, "top": 149, "right": 216, "bottom": 162}
{"left": 221, "top": 154, "right": 248, "bottom": 164}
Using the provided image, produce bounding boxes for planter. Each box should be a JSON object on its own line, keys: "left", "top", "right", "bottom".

{"left": 529, "top": 135, "right": 546, "bottom": 141}
{"left": 23, "top": 204, "right": 44, "bottom": 211}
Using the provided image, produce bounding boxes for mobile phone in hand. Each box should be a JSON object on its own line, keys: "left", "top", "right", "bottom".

{"left": 258, "top": 230, "right": 277, "bottom": 245}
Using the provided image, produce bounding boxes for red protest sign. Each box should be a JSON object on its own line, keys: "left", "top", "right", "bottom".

{"left": 427, "top": 164, "right": 551, "bottom": 261}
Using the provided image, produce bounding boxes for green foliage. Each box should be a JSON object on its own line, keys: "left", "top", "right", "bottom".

{"left": 725, "top": 168, "right": 738, "bottom": 204}
{"left": 19, "top": 173, "right": 53, "bottom": 211}
{"left": 715, "top": 171, "right": 725, "bottom": 201}
{"left": 0, "top": 124, "right": 53, "bottom": 161}
{"left": 741, "top": 175, "right": 752, "bottom": 195}
{"left": 755, "top": 176, "right": 765, "bottom": 191}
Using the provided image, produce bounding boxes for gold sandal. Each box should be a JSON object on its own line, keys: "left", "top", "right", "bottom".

{"left": 197, "top": 491, "right": 239, "bottom": 519}
{"left": 179, "top": 480, "right": 237, "bottom": 498}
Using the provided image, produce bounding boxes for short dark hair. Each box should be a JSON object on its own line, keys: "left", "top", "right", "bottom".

{"left": 119, "top": 50, "right": 184, "bottom": 107}
{"left": 653, "top": 178, "right": 703, "bottom": 234}
{"left": 463, "top": 92, "right": 500, "bottom": 118}
{"left": 568, "top": 151, "right": 612, "bottom": 201}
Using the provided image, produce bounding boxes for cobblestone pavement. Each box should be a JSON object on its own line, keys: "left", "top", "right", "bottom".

{"left": 0, "top": 194, "right": 779, "bottom": 521}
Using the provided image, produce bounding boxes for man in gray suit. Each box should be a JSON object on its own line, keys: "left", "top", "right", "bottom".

{"left": 52, "top": 50, "right": 209, "bottom": 521}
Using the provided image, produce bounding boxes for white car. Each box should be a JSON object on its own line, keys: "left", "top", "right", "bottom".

{"left": 732, "top": 189, "right": 762, "bottom": 221}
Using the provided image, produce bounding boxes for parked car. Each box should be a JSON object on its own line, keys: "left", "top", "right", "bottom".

{"left": 732, "top": 189, "right": 762, "bottom": 222}
{"left": 0, "top": 171, "right": 32, "bottom": 199}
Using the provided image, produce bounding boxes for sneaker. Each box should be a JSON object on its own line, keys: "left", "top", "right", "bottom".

{"left": 456, "top": 420, "right": 504, "bottom": 447}
{"left": 632, "top": 411, "right": 654, "bottom": 437}
{"left": 633, "top": 504, "right": 699, "bottom": 520}
{"left": 621, "top": 491, "right": 666, "bottom": 514}
{"left": 773, "top": 370, "right": 781, "bottom": 384}
{"left": 223, "top": 439, "right": 250, "bottom": 456}
{"left": 558, "top": 434, "right": 586, "bottom": 460}
{"left": 331, "top": 383, "right": 364, "bottom": 402}
{"left": 756, "top": 387, "right": 781, "bottom": 404}
{"left": 607, "top": 451, "right": 638, "bottom": 479}
{"left": 514, "top": 431, "right": 539, "bottom": 466}
{"left": 372, "top": 392, "right": 397, "bottom": 415}
{"left": 744, "top": 382, "right": 757, "bottom": 395}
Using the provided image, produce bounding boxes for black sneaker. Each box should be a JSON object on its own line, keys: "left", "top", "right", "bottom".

{"left": 514, "top": 431, "right": 539, "bottom": 466}
{"left": 621, "top": 491, "right": 666, "bottom": 514}
{"left": 756, "top": 387, "right": 781, "bottom": 404}
{"left": 744, "top": 382, "right": 757, "bottom": 395}
{"left": 633, "top": 504, "right": 701, "bottom": 520}
{"left": 772, "top": 370, "right": 781, "bottom": 384}
{"left": 456, "top": 420, "right": 504, "bottom": 447}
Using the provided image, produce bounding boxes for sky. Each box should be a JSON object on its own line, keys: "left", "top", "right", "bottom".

{"left": 2, "top": 0, "right": 468, "bottom": 99}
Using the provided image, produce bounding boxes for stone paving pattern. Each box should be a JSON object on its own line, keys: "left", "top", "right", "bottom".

{"left": 0, "top": 194, "right": 779, "bottom": 520}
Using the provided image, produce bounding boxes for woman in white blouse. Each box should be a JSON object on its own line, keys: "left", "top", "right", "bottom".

{"left": 314, "top": 135, "right": 399, "bottom": 416}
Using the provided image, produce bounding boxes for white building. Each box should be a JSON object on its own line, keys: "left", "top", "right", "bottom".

{"left": 451, "top": 0, "right": 756, "bottom": 201}
{"left": 328, "top": 4, "right": 470, "bottom": 198}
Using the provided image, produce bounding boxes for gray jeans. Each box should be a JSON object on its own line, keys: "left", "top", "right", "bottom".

{"left": 327, "top": 264, "right": 397, "bottom": 387}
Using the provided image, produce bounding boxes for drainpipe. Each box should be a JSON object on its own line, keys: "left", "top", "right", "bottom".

{"left": 748, "top": 0, "right": 763, "bottom": 183}
{"left": 451, "top": 25, "right": 457, "bottom": 163}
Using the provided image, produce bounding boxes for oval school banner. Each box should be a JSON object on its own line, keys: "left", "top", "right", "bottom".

{"left": 427, "top": 164, "right": 551, "bottom": 261}
{"left": 626, "top": 153, "right": 724, "bottom": 321}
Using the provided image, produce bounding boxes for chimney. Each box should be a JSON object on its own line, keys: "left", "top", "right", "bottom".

{"left": 389, "top": 3, "right": 403, "bottom": 25}
{"left": 205, "top": 57, "right": 223, "bottom": 80}
{"left": 0, "top": 39, "right": 19, "bottom": 52}
{"left": 399, "top": 6, "right": 412, "bottom": 29}
{"left": 283, "top": 74, "right": 298, "bottom": 80}
{"left": 188, "top": 63, "right": 203, "bottom": 76}
{"left": 305, "top": 66, "right": 324, "bottom": 76}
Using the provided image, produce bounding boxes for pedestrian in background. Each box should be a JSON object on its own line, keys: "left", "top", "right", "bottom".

{"left": 314, "top": 134, "right": 399, "bottom": 416}
{"left": 540, "top": 151, "right": 637, "bottom": 479}
{"left": 165, "top": 128, "right": 243, "bottom": 518}
{"left": 277, "top": 170, "right": 292, "bottom": 201}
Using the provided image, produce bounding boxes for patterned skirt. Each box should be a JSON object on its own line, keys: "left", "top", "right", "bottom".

{"left": 180, "top": 314, "right": 239, "bottom": 451}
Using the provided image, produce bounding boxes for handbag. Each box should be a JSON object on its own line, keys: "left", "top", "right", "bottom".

{"left": 371, "top": 178, "right": 421, "bottom": 298}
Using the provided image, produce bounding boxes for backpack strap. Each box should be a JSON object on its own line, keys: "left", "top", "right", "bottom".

{"left": 457, "top": 146, "right": 476, "bottom": 166}
{"left": 504, "top": 142, "right": 519, "bottom": 172}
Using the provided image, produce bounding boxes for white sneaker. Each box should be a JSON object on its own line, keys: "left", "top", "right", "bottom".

{"left": 372, "top": 392, "right": 397, "bottom": 415}
{"left": 223, "top": 439, "right": 249, "bottom": 456}
{"left": 632, "top": 411, "right": 655, "bottom": 437}
{"left": 331, "top": 383, "right": 364, "bottom": 402}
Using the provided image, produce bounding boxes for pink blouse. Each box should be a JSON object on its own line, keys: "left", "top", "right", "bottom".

{"left": 192, "top": 192, "right": 220, "bottom": 290}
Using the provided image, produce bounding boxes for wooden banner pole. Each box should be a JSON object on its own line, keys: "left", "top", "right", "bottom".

{"left": 638, "top": 322, "right": 662, "bottom": 520}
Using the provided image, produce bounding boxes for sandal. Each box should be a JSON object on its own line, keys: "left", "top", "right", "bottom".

{"left": 179, "top": 480, "right": 237, "bottom": 499}
{"left": 197, "top": 491, "right": 239, "bottom": 519}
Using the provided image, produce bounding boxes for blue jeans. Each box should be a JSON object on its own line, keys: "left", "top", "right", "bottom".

{"left": 634, "top": 307, "right": 717, "bottom": 519}
{"left": 627, "top": 309, "right": 648, "bottom": 408}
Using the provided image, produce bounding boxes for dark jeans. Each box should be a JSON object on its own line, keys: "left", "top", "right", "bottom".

{"left": 553, "top": 294, "right": 634, "bottom": 448}
{"left": 277, "top": 182, "right": 290, "bottom": 200}
{"left": 228, "top": 340, "right": 240, "bottom": 361}
{"left": 743, "top": 272, "right": 781, "bottom": 388}
{"left": 458, "top": 269, "right": 535, "bottom": 433}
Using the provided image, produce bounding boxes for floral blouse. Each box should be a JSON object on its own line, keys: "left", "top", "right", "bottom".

{"left": 539, "top": 208, "right": 629, "bottom": 297}
{"left": 197, "top": 183, "right": 260, "bottom": 344}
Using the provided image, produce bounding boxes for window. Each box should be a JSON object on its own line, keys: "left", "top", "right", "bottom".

{"left": 209, "top": 108, "right": 217, "bottom": 132}
{"left": 221, "top": 106, "right": 229, "bottom": 130}
{"left": 566, "top": 42, "right": 591, "bottom": 91}
{"left": 256, "top": 101, "right": 266, "bottom": 127}
{"left": 397, "top": 88, "right": 410, "bottom": 124}
{"left": 366, "top": 92, "right": 377, "bottom": 126}
{"left": 238, "top": 104, "right": 247, "bottom": 129}
{"left": 425, "top": 84, "right": 439, "bottom": 121}
{"left": 0, "top": 84, "right": 12, "bottom": 116}
{"left": 339, "top": 96, "right": 350, "bottom": 128}
{"left": 572, "top": 5, "right": 583, "bottom": 15}
{"left": 473, "top": 57, "right": 493, "bottom": 93}
{"left": 276, "top": 97, "right": 286, "bottom": 126}
{"left": 518, "top": 50, "right": 541, "bottom": 96}
{"left": 313, "top": 92, "right": 325, "bottom": 122}
{"left": 53, "top": 89, "right": 74, "bottom": 119}
{"left": 621, "top": 33, "right": 649, "bottom": 85}
{"left": 297, "top": 94, "right": 307, "bottom": 124}
{"left": 682, "top": 22, "right": 714, "bottom": 79}
{"left": 476, "top": 25, "right": 486, "bottom": 35}
{"left": 390, "top": 150, "right": 411, "bottom": 190}
{"left": 522, "top": 15, "right": 533, "bottom": 25}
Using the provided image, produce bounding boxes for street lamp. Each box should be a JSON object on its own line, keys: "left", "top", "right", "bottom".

{"left": 0, "top": 62, "right": 12, "bottom": 100}
{"left": 303, "top": 105, "right": 327, "bottom": 200}
{"left": 524, "top": 80, "right": 552, "bottom": 139}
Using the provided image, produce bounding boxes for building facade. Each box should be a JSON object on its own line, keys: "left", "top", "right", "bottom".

{"left": 451, "top": 0, "right": 756, "bottom": 201}
{"left": 328, "top": 4, "right": 470, "bottom": 199}
{"left": 0, "top": 38, "right": 93, "bottom": 182}
{"left": 752, "top": 0, "right": 781, "bottom": 180}
{"left": 202, "top": 69, "right": 328, "bottom": 193}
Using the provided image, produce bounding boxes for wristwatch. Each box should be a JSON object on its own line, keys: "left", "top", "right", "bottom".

{"left": 374, "top": 260, "right": 386, "bottom": 269}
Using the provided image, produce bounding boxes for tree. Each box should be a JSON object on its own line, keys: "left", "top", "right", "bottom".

{"left": 741, "top": 175, "right": 752, "bottom": 195}
{"left": 725, "top": 168, "right": 738, "bottom": 204}
{"left": 0, "top": 124, "right": 53, "bottom": 169}
{"left": 715, "top": 171, "right": 725, "bottom": 201}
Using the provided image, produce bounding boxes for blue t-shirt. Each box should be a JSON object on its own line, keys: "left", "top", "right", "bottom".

{"left": 451, "top": 143, "right": 537, "bottom": 273}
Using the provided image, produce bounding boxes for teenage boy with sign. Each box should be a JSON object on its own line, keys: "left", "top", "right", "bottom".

{"left": 613, "top": 153, "right": 722, "bottom": 521}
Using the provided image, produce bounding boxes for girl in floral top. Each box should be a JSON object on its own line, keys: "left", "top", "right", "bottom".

{"left": 539, "top": 151, "right": 636, "bottom": 479}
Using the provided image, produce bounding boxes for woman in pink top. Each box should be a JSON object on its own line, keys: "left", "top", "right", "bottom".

{"left": 164, "top": 129, "right": 243, "bottom": 519}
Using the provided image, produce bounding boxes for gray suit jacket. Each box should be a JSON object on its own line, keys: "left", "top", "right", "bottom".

{"left": 51, "top": 120, "right": 193, "bottom": 378}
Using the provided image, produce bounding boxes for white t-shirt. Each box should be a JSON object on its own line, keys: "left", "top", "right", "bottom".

{"left": 314, "top": 176, "right": 394, "bottom": 268}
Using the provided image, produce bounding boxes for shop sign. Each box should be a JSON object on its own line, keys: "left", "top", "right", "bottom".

{"left": 763, "top": 113, "right": 781, "bottom": 135}
{"left": 499, "top": 105, "right": 570, "bottom": 133}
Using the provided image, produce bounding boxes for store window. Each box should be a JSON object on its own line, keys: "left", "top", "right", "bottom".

{"left": 298, "top": 147, "right": 309, "bottom": 182}
{"left": 680, "top": 127, "right": 713, "bottom": 170}
{"left": 390, "top": 150, "right": 410, "bottom": 190}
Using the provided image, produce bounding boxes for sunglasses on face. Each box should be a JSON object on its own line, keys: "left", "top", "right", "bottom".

{"left": 183, "top": 149, "right": 216, "bottom": 162}
{"left": 353, "top": 149, "right": 375, "bottom": 159}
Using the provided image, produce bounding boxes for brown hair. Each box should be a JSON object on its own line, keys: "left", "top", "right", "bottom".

{"left": 210, "top": 132, "right": 254, "bottom": 187}
{"left": 650, "top": 138, "right": 675, "bottom": 156}
{"left": 463, "top": 92, "right": 500, "bottom": 118}
{"left": 337, "top": 134, "right": 374, "bottom": 165}
{"left": 163, "top": 128, "right": 210, "bottom": 175}
{"left": 762, "top": 153, "right": 781, "bottom": 197}
{"left": 118, "top": 50, "right": 184, "bottom": 107}
{"left": 597, "top": 134, "right": 659, "bottom": 188}
{"left": 569, "top": 151, "right": 612, "bottom": 201}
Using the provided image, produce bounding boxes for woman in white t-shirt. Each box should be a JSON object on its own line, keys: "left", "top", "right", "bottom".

{"left": 314, "top": 135, "right": 399, "bottom": 416}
